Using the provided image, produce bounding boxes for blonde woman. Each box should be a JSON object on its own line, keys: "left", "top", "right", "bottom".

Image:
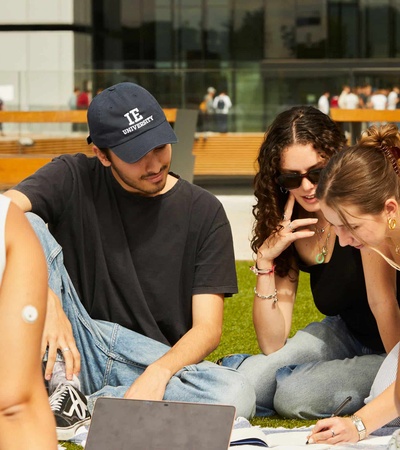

{"left": 309, "top": 123, "right": 400, "bottom": 444}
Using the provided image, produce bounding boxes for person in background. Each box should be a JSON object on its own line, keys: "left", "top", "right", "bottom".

{"left": 0, "top": 195, "right": 57, "bottom": 449}
{"left": 306, "top": 123, "right": 400, "bottom": 445}
{"left": 76, "top": 88, "right": 90, "bottom": 110}
{"left": 200, "top": 86, "right": 216, "bottom": 135}
{"left": 341, "top": 86, "right": 361, "bottom": 141}
{"left": 218, "top": 106, "right": 399, "bottom": 419}
{"left": 387, "top": 86, "right": 400, "bottom": 129}
{"left": 4, "top": 82, "right": 256, "bottom": 440}
{"left": 68, "top": 86, "right": 80, "bottom": 110}
{"left": 358, "top": 83, "right": 372, "bottom": 109}
{"left": 338, "top": 84, "right": 350, "bottom": 109}
{"left": 387, "top": 86, "right": 399, "bottom": 111}
{"left": 337, "top": 84, "right": 351, "bottom": 138}
{"left": 343, "top": 87, "right": 360, "bottom": 109}
{"left": 368, "top": 88, "right": 389, "bottom": 127}
{"left": 213, "top": 90, "right": 232, "bottom": 133}
{"left": 76, "top": 86, "right": 91, "bottom": 132}
{"left": 368, "top": 88, "right": 388, "bottom": 111}
{"left": 317, "top": 91, "right": 330, "bottom": 115}
{"left": 68, "top": 87, "right": 81, "bottom": 132}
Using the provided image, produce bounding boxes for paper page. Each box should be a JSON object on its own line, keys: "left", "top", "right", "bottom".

{"left": 265, "top": 430, "right": 330, "bottom": 448}
{"left": 230, "top": 427, "right": 391, "bottom": 449}
{"left": 230, "top": 426, "right": 269, "bottom": 446}
{"left": 266, "top": 431, "right": 391, "bottom": 449}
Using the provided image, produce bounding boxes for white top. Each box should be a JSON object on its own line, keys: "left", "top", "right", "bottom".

{"left": 388, "top": 91, "right": 399, "bottom": 110}
{"left": 365, "top": 341, "right": 400, "bottom": 426}
{"left": 343, "top": 93, "right": 360, "bottom": 109}
{"left": 366, "top": 342, "right": 399, "bottom": 404}
{"left": 338, "top": 91, "right": 348, "bottom": 109}
{"left": 213, "top": 95, "right": 232, "bottom": 114}
{"left": 370, "top": 93, "right": 388, "bottom": 110}
{"left": 317, "top": 95, "right": 330, "bottom": 115}
{"left": 0, "top": 194, "right": 10, "bottom": 284}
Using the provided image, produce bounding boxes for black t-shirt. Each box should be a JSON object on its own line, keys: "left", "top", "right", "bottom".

{"left": 15, "top": 154, "right": 238, "bottom": 346}
{"left": 296, "top": 239, "right": 400, "bottom": 352}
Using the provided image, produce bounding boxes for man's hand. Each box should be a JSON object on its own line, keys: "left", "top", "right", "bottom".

{"left": 123, "top": 294, "right": 223, "bottom": 402}
{"left": 42, "top": 288, "right": 81, "bottom": 381}
{"left": 123, "top": 364, "right": 172, "bottom": 401}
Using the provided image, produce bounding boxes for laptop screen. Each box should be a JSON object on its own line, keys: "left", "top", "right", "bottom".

{"left": 86, "top": 397, "right": 236, "bottom": 450}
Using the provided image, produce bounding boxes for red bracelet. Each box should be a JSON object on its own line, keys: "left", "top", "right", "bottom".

{"left": 250, "top": 265, "right": 275, "bottom": 275}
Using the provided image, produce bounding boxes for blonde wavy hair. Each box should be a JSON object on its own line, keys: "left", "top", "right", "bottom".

{"left": 316, "top": 123, "right": 400, "bottom": 269}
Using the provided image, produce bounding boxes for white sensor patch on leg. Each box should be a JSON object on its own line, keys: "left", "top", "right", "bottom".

{"left": 22, "top": 305, "right": 38, "bottom": 323}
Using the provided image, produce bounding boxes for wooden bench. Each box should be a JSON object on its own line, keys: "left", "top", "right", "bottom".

{"left": 0, "top": 109, "right": 178, "bottom": 124}
{"left": 330, "top": 109, "right": 400, "bottom": 144}
{"left": 0, "top": 110, "right": 263, "bottom": 188}
{"left": 192, "top": 133, "right": 262, "bottom": 177}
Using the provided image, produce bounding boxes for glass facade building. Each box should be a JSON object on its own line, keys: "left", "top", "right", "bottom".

{"left": 1, "top": 0, "right": 400, "bottom": 131}
{"left": 86, "top": 0, "right": 400, "bottom": 131}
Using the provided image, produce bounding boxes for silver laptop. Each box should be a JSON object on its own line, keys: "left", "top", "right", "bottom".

{"left": 85, "top": 397, "right": 236, "bottom": 450}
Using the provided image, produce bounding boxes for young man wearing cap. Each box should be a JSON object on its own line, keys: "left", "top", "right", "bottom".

{"left": 4, "top": 82, "right": 256, "bottom": 439}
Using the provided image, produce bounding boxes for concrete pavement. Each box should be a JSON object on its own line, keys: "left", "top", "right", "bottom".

{"left": 216, "top": 195, "right": 255, "bottom": 261}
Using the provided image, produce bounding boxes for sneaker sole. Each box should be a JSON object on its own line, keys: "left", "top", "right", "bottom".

{"left": 56, "top": 417, "right": 91, "bottom": 441}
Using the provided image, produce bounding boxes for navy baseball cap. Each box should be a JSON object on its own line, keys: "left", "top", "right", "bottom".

{"left": 87, "top": 82, "right": 178, "bottom": 163}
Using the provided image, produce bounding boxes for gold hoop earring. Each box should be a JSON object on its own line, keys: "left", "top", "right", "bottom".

{"left": 388, "top": 217, "right": 397, "bottom": 230}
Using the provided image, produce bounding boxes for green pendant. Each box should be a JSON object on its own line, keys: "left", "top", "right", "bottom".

{"left": 315, "top": 252, "right": 325, "bottom": 264}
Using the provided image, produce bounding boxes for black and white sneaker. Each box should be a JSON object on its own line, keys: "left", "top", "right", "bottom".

{"left": 49, "top": 383, "right": 91, "bottom": 441}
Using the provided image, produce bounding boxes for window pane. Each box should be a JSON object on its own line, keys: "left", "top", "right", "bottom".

{"left": 364, "top": 0, "right": 390, "bottom": 57}
{"left": 328, "top": 1, "right": 359, "bottom": 58}
{"left": 232, "top": 0, "right": 264, "bottom": 60}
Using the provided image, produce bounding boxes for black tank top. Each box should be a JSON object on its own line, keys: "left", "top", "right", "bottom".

{"left": 296, "top": 239, "right": 400, "bottom": 352}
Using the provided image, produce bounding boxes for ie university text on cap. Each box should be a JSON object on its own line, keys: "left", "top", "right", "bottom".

{"left": 87, "top": 82, "right": 178, "bottom": 163}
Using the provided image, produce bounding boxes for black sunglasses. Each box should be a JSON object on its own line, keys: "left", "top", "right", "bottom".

{"left": 277, "top": 167, "right": 324, "bottom": 190}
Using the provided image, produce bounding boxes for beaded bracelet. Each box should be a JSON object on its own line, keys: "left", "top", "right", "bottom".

{"left": 250, "top": 265, "right": 276, "bottom": 275}
{"left": 254, "top": 288, "right": 278, "bottom": 303}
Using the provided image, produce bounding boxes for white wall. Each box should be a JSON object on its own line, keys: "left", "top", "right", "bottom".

{"left": 1, "top": 0, "right": 73, "bottom": 24}
{"left": 0, "top": 0, "right": 92, "bottom": 134}
{"left": 0, "top": 31, "right": 75, "bottom": 109}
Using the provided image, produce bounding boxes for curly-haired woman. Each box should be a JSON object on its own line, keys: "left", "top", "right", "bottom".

{"left": 219, "top": 106, "right": 400, "bottom": 419}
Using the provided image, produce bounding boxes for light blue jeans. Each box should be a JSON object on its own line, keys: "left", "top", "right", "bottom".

{"left": 220, "top": 315, "right": 385, "bottom": 419}
{"left": 27, "top": 213, "right": 256, "bottom": 419}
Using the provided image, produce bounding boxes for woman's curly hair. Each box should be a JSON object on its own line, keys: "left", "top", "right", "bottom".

{"left": 252, "top": 106, "right": 346, "bottom": 278}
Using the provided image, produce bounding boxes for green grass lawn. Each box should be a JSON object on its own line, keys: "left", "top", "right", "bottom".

{"left": 61, "top": 261, "right": 323, "bottom": 449}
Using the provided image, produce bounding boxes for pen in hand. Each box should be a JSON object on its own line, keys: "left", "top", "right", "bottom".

{"left": 305, "top": 396, "right": 352, "bottom": 444}
{"left": 330, "top": 396, "right": 352, "bottom": 417}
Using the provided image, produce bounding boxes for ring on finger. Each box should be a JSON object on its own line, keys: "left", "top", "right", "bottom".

{"left": 331, "top": 430, "right": 335, "bottom": 437}
{"left": 62, "top": 347, "right": 71, "bottom": 353}
{"left": 287, "top": 222, "right": 294, "bottom": 232}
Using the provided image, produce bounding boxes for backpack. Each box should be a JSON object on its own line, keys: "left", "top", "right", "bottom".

{"left": 217, "top": 98, "right": 225, "bottom": 110}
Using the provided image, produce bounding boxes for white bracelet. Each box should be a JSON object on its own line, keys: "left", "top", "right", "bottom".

{"left": 250, "top": 265, "right": 275, "bottom": 275}
{"left": 254, "top": 288, "right": 278, "bottom": 303}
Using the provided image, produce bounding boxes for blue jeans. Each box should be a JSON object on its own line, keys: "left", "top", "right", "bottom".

{"left": 27, "top": 213, "right": 256, "bottom": 419}
{"left": 220, "top": 315, "right": 385, "bottom": 419}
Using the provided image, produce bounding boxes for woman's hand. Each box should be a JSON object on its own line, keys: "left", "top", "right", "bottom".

{"left": 256, "top": 193, "right": 318, "bottom": 267}
{"left": 307, "top": 417, "right": 359, "bottom": 445}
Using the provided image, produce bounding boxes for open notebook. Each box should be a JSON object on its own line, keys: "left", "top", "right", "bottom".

{"left": 230, "top": 426, "right": 392, "bottom": 449}
{"left": 85, "top": 397, "right": 236, "bottom": 450}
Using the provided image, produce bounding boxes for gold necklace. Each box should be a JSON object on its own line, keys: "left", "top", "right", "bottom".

{"left": 315, "top": 224, "right": 331, "bottom": 264}
{"left": 315, "top": 223, "right": 328, "bottom": 234}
